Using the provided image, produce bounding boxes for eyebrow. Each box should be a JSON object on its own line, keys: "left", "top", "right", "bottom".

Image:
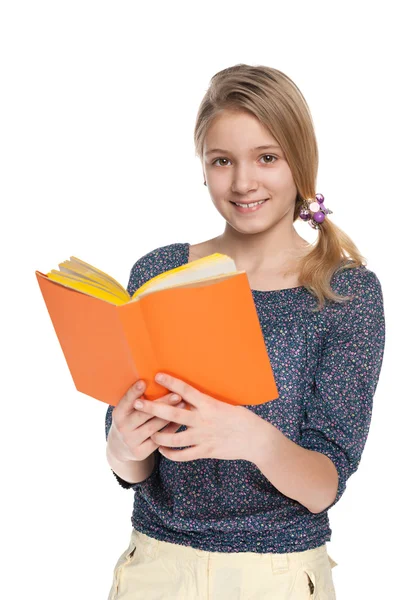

{"left": 205, "top": 144, "right": 281, "bottom": 156}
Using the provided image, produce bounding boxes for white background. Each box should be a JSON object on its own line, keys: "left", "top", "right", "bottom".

{"left": 1, "top": 1, "right": 397, "bottom": 598}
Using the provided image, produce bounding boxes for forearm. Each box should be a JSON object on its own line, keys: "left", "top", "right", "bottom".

{"left": 106, "top": 436, "right": 155, "bottom": 485}
{"left": 249, "top": 416, "right": 338, "bottom": 514}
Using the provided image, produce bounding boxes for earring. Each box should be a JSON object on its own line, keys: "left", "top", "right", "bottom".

{"left": 299, "top": 193, "right": 332, "bottom": 230}
{"left": 204, "top": 181, "right": 207, "bottom": 186}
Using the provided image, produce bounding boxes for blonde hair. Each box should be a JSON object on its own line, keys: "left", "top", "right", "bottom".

{"left": 193, "top": 64, "right": 366, "bottom": 311}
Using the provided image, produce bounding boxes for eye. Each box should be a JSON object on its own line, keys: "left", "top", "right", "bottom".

{"left": 212, "top": 154, "right": 277, "bottom": 166}
{"left": 260, "top": 154, "right": 277, "bottom": 164}
{"left": 212, "top": 157, "right": 230, "bottom": 166}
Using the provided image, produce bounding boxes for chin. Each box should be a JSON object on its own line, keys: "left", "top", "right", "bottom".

{"left": 226, "top": 219, "right": 273, "bottom": 235}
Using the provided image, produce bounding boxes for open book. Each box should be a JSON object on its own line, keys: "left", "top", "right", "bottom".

{"left": 35, "top": 253, "right": 278, "bottom": 407}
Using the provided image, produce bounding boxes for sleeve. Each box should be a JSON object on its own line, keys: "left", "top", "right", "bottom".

{"left": 105, "top": 254, "right": 162, "bottom": 491}
{"left": 300, "top": 267, "right": 386, "bottom": 513}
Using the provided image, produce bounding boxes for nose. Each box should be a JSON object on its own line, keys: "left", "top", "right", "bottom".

{"left": 231, "top": 165, "right": 260, "bottom": 195}
{"left": 232, "top": 176, "right": 259, "bottom": 196}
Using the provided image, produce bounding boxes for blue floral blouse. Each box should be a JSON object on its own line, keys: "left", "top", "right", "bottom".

{"left": 105, "top": 242, "right": 385, "bottom": 553}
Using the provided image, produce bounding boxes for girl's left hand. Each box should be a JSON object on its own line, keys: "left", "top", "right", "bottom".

{"left": 134, "top": 372, "right": 262, "bottom": 462}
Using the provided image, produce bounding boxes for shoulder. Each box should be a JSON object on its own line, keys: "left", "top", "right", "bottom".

{"left": 313, "top": 261, "right": 384, "bottom": 331}
{"left": 131, "top": 242, "right": 188, "bottom": 274}
{"left": 330, "top": 261, "right": 383, "bottom": 300}
{"left": 323, "top": 262, "right": 384, "bottom": 337}
{"left": 126, "top": 242, "right": 188, "bottom": 295}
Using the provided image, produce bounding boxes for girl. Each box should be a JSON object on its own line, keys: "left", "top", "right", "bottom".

{"left": 105, "top": 64, "right": 385, "bottom": 599}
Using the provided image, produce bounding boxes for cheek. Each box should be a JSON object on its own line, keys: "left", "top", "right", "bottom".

{"left": 208, "top": 179, "right": 228, "bottom": 198}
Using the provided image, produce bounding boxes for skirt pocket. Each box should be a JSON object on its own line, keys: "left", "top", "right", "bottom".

{"left": 292, "top": 567, "right": 316, "bottom": 599}
{"left": 297, "top": 556, "right": 337, "bottom": 600}
{"left": 303, "top": 569, "right": 336, "bottom": 600}
{"left": 107, "top": 538, "right": 138, "bottom": 600}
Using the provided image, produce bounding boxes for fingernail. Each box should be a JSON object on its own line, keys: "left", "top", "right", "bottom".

{"left": 178, "top": 401, "right": 185, "bottom": 408}
{"left": 135, "top": 381, "right": 144, "bottom": 391}
{"left": 170, "top": 394, "right": 180, "bottom": 402}
{"left": 134, "top": 400, "right": 144, "bottom": 409}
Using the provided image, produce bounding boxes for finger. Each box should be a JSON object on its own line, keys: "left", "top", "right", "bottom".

{"left": 134, "top": 401, "right": 188, "bottom": 431}
{"left": 118, "top": 380, "right": 148, "bottom": 416}
{"left": 133, "top": 397, "right": 193, "bottom": 426}
{"left": 129, "top": 394, "right": 182, "bottom": 430}
{"left": 114, "top": 385, "right": 180, "bottom": 433}
{"left": 150, "top": 426, "right": 191, "bottom": 448}
{"left": 157, "top": 419, "right": 185, "bottom": 435}
{"left": 124, "top": 408, "right": 181, "bottom": 451}
{"left": 154, "top": 373, "right": 203, "bottom": 408}
{"left": 158, "top": 445, "right": 199, "bottom": 462}
{"left": 120, "top": 379, "right": 180, "bottom": 415}
{"left": 134, "top": 403, "right": 186, "bottom": 447}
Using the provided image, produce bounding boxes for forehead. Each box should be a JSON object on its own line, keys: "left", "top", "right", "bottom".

{"left": 203, "top": 111, "right": 279, "bottom": 154}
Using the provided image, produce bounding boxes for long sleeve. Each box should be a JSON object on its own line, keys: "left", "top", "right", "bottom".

{"left": 300, "top": 266, "right": 385, "bottom": 512}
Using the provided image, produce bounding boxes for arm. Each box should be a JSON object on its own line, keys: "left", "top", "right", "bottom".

{"left": 250, "top": 266, "right": 385, "bottom": 514}
{"left": 106, "top": 420, "right": 156, "bottom": 484}
{"left": 105, "top": 404, "right": 159, "bottom": 490}
{"left": 250, "top": 420, "right": 338, "bottom": 513}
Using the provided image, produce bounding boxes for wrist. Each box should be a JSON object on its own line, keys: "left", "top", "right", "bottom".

{"left": 240, "top": 408, "right": 269, "bottom": 464}
{"left": 106, "top": 425, "right": 132, "bottom": 463}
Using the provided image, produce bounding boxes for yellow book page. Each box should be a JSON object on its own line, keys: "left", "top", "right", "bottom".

{"left": 66, "top": 257, "right": 128, "bottom": 296}
{"left": 130, "top": 270, "right": 243, "bottom": 301}
{"left": 53, "top": 264, "right": 126, "bottom": 299}
{"left": 46, "top": 271, "right": 129, "bottom": 305}
{"left": 132, "top": 253, "right": 234, "bottom": 300}
{"left": 55, "top": 268, "right": 128, "bottom": 301}
{"left": 45, "top": 252, "right": 235, "bottom": 305}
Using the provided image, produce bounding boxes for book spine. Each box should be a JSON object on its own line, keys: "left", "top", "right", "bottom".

{"left": 117, "top": 300, "right": 166, "bottom": 401}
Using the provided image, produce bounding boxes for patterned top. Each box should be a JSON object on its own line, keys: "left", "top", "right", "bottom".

{"left": 105, "top": 242, "right": 385, "bottom": 553}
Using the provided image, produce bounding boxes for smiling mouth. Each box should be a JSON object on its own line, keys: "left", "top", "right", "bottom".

{"left": 230, "top": 199, "right": 268, "bottom": 208}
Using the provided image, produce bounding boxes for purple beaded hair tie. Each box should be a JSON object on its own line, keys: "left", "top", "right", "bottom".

{"left": 299, "top": 193, "right": 333, "bottom": 230}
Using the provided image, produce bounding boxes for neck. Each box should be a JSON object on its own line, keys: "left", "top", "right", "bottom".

{"left": 212, "top": 227, "right": 310, "bottom": 274}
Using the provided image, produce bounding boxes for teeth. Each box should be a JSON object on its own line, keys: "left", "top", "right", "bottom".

{"left": 234, "top": 199, "right": 266, "bottom": 208}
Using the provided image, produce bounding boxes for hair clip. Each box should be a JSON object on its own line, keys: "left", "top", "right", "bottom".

{"left": 299, "top": 193, "right": 333, "bottom": 230}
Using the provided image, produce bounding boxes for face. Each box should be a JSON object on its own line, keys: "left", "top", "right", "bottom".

{"left": 202, "top": 110, "right": 298, "bottom": 236}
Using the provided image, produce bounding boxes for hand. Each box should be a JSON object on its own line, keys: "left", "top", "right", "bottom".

{"left": 133, "top": 372, "right": 261, "bottom": 462}
{"left": 107, "top": 379, "right": 186, "bottom": 463}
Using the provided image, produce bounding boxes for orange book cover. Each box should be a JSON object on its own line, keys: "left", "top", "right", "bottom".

{"left": 35, "top": 268, "right": 279, "bottom": 407}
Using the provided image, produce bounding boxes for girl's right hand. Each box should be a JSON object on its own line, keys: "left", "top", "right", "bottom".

{"left": 107, "top": 380, "right": 185, "bottom": 463}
